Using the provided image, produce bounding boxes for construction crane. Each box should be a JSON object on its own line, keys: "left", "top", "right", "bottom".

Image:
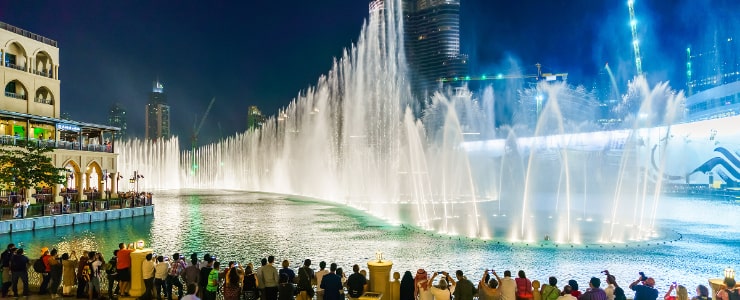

{"left": 628, "top": 0, "right": 643, "bottom": 76}
{"left": 438, "top": 63, "right": 568, "bottom": 83}
{"left": 191, "top": 97, "right": 216, "bottom": 173}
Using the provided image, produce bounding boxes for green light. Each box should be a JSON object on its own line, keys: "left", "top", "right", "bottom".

{"left": 465, "top": 76, "right": 471, "bottom": 81}
{"left": 497, "top": 74, "right": 503, "bottom": 79}
{"left": 454, "top": 77, "right": 459, "bottom": 81}
{"left": 481, "top": 75, "right": 487, "bottom": 80}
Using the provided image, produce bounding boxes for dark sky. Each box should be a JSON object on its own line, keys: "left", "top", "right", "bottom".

{"left": 2, "top": 0, "right": 737, "bottom": 145}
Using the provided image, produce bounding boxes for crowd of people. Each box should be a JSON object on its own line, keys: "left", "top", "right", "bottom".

{"left": 0, "top": 242, "right": 737, "bottom": 300}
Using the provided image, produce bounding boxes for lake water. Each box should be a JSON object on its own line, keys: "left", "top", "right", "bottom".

{"left": 2, "top": 190, "right": 737, "bottom": 297}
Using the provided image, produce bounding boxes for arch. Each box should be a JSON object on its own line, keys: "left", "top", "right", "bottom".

{"left": 4, "top": 80, "right": 28, "bottom": 100}
{"left": 85, "top": 160, "right": 103, "bottom": 192}
{"left": 62, "top": 159, "right": 82, "bottom": 190}
{"left": 3, "top": 41, "right": 28, "bottom": 71}
{"left": 34, "top": 86, "right": 54, "bottom": 104}
{"left": 32, "top": 50, "right": 54, "bottom": 78}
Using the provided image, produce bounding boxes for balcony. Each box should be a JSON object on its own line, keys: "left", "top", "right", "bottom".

{"left": 4, "top": 91, "right": 27, "bottom": 100}
{"left": 4, "top": 62, "right": 26, "bottom": 72}
{"left": 0, "top": 22, "right": 58, "bottom": 47}
{"left": 0, "top": 136, "right": 114, "bottom": 153}
{"left": 34, "top": 98, "right": 53, "bottom": 105}
{"left": 33, "top": 69, "right": 53, "bottom": 78}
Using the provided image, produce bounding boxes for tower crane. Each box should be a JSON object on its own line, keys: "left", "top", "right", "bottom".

{"left": 191, "top": 97, "right": 216, "bottom": 173}
{"left": 628, "top": 0, "right": 643, "bottom": 76}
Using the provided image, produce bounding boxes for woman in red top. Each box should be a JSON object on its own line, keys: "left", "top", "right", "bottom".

{"left": 515, "top": 270, "right": 533, "bottom": 300}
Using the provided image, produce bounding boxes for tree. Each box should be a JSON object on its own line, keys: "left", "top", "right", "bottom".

{"left": 0, "top": 140, "right": 67, "bottom": 192}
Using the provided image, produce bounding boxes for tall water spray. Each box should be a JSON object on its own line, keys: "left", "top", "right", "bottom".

{"left": 117, "top": 0, "right": 697, "bottom": 244}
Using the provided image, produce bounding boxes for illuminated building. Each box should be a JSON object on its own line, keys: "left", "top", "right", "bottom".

{"left": 247, "top": 105, "right": 266, "bottom": 130}
{"left": 403, "top": 0, "right": 468, "bottom": 98}
{"left": 145, "top": 80, "right": 170, "bottom": 141}
{"left": 0, "top": 21, "right": 121, "bottom": 200}
{"left": 108, "top": 102, "right": 127, "bottom": 140}
{"left": 685, "top": 27, "right": 740, "bottom": 121}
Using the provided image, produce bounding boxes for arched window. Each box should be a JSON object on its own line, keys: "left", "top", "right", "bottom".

{"left": 4, "top": 80, "right": 28, "bottom": 100}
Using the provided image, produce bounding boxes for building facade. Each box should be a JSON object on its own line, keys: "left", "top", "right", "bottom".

{"left": 1, "top": 21, "right": 120, "bottom": 202}
{"left": 247, "top": 105, "right": 266, "bottom": 130}
{"left": 403, "top": 0, "right": 468, "bottom": 99}
{"left": 685, "top": 27, "right": 740, "bottom": 121}
{"left": 145, "top": 81, "right": 170, "bottom": 141}
{"left": 108, "top": 102, "right": 127, "bottom": 140}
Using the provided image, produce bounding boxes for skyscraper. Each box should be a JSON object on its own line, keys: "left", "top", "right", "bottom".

{"left": 403, "top": 0, "right": 468, "bottom": 97}
{"left": 145, "top": 80, "right": 170, "bottom": 141}
{"left": 107, "top": 102, "right": 127, "bottom": 140}
{"left": 247, "top": 105, "right": 266, "bottom": 130}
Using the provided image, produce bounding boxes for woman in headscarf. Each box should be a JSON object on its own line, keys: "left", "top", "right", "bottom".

{"left": 400, "top": 271, "right": 415, "bottom": 300}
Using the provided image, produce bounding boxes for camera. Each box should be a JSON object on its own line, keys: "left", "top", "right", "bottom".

{"left": 639, "top": 272, "right": 647, "bottom": 281}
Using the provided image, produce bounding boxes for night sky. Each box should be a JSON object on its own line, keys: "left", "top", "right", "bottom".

{"left": 1, "top": 0, "right": 737, "bottom": 145}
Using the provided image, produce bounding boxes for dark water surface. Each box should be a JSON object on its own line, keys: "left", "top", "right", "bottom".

{"left": 2, "top": 190, "right": 737, "bottom": 297}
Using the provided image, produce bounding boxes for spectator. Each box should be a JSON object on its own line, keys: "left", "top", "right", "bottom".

{"left": 541, "top": 277, "right": 561, "bottom": 300}
{"left": 716, "top": 278, "right": 737, "bottom": 300}
{"left": 10, "top": 248, "right": 29, "bottom": 298}
{"left": 49, "top": 249, "right": 63, "bottom": 299}
{"left": 204, "top": 261, "right": 220, "bottom": 300}
{"left": 400, "top": 271, "right": 415, "bottom": 300}
{"left": 430, "top": 272, "right": 456, "bottom": 300}
{"left": 478, "top": 270, "right": 502, "bottom": 300}
{"left": 315, "top": 261, "right": 329, "bottom": 300}
{"left": 1, "top": 244, "right": 16, "bottom": 297}
{"left": 454, "top": 270, "right": 476, "bottom": 300}
{"left": 117, "top": 243, "right": 134, "bottom": 297}
{"left": 39, "top": 247, "right": 52, "bottom": 295}
{"left": 578, "top": 277, "right": 607, "bottom": 300}
{"left": 296, "top": 259, "right": 314, "bottom": 300}
{"left": 142, "top": 253, "right": 156, "bottom": 300}
{"left": 243, "top": 263, "right": 260, "bottom": 300}
{"left": 691, "top": 285, "right": 710, "bottom": 300}
{"left": 61, "top": 252, "right": 78, "bottom": 297}
{"left": 107, "top": 250, "right": 119, "bottom": 299}
{"left": 495, "top": 270, "right": 517, "bottom": 300}
{"left": 319, "top": 263, "right": 343, "bottom": 300}
{"left": 261, "top": 256, "right": 280, "bottom": 300}
{"left": 569, "top": 280, "right": 582, "bottom": 298}
{"left": 224, "top": 262, "right": 243, "bottom": 300}
{"left": 279, "top": 260, "right": 296, "bottom": 284}
{"left": 415, "top": 269, "right": 433, "bottom": 300}
{"left": 278, "top": 273, "right": 297, "bottom": 300}
{"left": 630, "top": 277, "right": 659, "bottom": 300}
{"left": 169, "top": 253, "right": 187, "bottom": 300}
{"left": 347, "top": 264, "right": 368, "bottom": 300}
{"left": 606, "top": 275, "right": 626, "bottom": 300}
{"left": 558, "top": 286, "right": 577, "bottom": 300}
{"left": 154, "top": 255, "right": 169, "bottom": 300}
{"left": 183, "top": 255, "right": 200, "bottom": 296}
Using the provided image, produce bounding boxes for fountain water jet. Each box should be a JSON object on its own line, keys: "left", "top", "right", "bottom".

{"left": 116, "top": 0, "right": 699, "bottom": 245}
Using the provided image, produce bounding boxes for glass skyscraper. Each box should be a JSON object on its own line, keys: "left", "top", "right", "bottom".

{"left": 403, "top": 0, "right": 468, "bottom": 98}
{"left": 145, "top": 80, "right": 170, "bottom": 141}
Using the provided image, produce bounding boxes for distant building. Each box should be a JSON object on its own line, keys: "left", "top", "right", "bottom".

{"left": 685, "top": 27, "right": 740, "bottom": 121}
{"left": 145, "top": 80, "right": 170, "bottom": 141}
{"left": 247, "top": 105, "right": 266, "bottom": 130}
{"left": 402, "top": 0, "right": 468, "bottom": 100}
{"left": 107, "top": 102, "right": 127, "bottom": 140}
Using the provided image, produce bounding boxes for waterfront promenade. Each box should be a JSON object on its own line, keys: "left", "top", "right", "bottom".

{"left": 0, "top": 197, "right": 154, "bottom": 234}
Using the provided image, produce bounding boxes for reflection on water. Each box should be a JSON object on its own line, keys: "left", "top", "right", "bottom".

{"left": 2, "top": 190, "right": 737, "bottom": 297}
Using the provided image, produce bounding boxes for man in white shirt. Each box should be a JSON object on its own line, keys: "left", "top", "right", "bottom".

{"left": 142, "top": 254, "right": 156, "bottom": 300}
{"left": 494, "top": 270, "right": 516, "bottom": 300}
{"left": 154, "top": 256, "right": 170, "bottom": 300}
{"left": 315, "top": 261, "right": 329, "bottom": 300}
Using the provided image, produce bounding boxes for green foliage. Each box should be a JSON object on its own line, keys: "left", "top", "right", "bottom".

{"left": 0, "top": 140, "right": 67, "bottom": 190}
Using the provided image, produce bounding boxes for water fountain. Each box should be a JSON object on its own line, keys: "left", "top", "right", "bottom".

{"left": 116, "top": 0, "right": 735, "bottom": 245}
